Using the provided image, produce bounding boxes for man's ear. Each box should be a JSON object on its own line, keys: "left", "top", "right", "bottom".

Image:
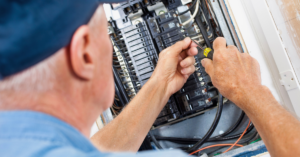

{"left": 69, "top": 25, "right": 95, "bottom": 80}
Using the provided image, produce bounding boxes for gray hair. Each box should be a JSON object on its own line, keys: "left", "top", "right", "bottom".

{"left": 0, "top": 51, "right": 59, "bottom": 93}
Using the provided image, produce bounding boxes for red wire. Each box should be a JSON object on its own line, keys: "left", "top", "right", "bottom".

{"left": 189, "top": 120, "right": 251, "bottom": 155}
{"left": 189, "top": 144, "right": 243, "bottom": 155}
{"left": 223, "top": 120, "right": 251, "bottom": 153}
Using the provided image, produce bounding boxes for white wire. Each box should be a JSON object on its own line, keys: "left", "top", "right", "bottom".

{"left": 182, "top": 0, "right": 200, "bottom": 26}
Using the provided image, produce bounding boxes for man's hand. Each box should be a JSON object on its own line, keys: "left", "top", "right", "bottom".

{"left": 93, "top": 37, "right": 300, "bottom": 156}
{"left": 201, "top": 37, "right": 300, "bottom": 157}
{"left": 151, "top": 37, "right": 198, "bottom": 97}
{"left": 91, "top": 38, "right": 197, "bottom": 152}
{"left": 201, "top": 37, "right": 262, "bottom": 110}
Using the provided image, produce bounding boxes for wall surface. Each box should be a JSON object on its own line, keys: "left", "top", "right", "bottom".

{"left": 266, "top": 0, "right": 300, "bottom": 83}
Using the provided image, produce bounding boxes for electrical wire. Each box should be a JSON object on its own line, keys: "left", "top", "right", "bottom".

{"left": 182, "top": 0, "right": 200, "bottom": 26}
{"left": 152, "top": 112, "right": 253, "bottom": 143}
{"left": 187, "top": 33, "right": 201, "bottom": 38}
{"left": 149, "top": 132, "right": 163, "bottom": 149}
{"left": 153, "top": 128, "right": 254, "bottom": 144}
{"left": 211, "top": 111, "right": 245, "bottom": 139}
{"left": 223, "top": 120, "right": 251, "bottom": 153}
{"left": 189, "top": 123, "right": 252, "bottom": 155}
{"left": 191, "top": 39, "right": 204, "bottom": 50}
{"left": 205, "top": 0, "right": 212, "bottom": 20}
{"left": 178, "top": 130, "right": 258, "bottom": 155}
{"left": 203, "top": 132, "right": 258, "bottom": 156}
{"left": 178, "top": 0, "right": 198, "bottom": 16}
{"left": 194, "top": 2, "right": 212, "bottom": 48}
{"left": 186, "top": 92, "right": 223, "bottom": 153}
{"left": 213, "top": 123, "right": 254, "bottom": 141}
{"left": 153, "top": 122, "right": 254, "bottom": 145}
{"left": 189, "top": 144, "right": 243, "bottom": 155}
{"left": 240, "top": 131, "right": 259, "bottom": 145}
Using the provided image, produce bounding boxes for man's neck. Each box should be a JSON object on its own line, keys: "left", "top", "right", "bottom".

{"left": 0, "top": 91, "right": 93, "bottom": 137}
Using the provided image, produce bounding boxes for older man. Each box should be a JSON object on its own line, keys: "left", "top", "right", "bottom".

{"left": 1, "top": 0, "right": 300, "bottom": 157}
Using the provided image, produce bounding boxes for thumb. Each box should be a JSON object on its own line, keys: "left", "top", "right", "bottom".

{"left": 201, "top": 58, "right": 214, "bottom": 78}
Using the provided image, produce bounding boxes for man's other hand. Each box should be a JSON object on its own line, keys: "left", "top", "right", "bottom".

{"left": 151, "top": 37, "right": 198, "bottom": 97}
{"left": 201, "top": 37, "right": 262, "bottom": 109}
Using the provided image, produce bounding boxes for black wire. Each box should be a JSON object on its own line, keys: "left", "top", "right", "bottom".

{"left": 211, "top": 111, "right": 245, "bottom": 139}
{"left": 113, "top": 67, "right": 130, "bottom": 104}
{"left": 213, "top": 123, "right": 254, "bottom": 141}
{"left": 149, "top": 132, "right": 163, "bottom": 149}
{"left": 172, "top": 131, "right": 259, "bottom": 155}
{"left": 186, "top": 92, "right": 223, "bottom": 153}
{"left": 240, "top": 131, "right": 259, "bottom": 145}
{"left": 178, "top": 0, "right": 198, "bottom": 16}
{"left": 175, "top": 131, "right": 259, "bottom": 155}
{"left": 154, "top": 122, "right": 255, "bottom": 144}
{"left": 205, "top": 131, "right": 259, "bottom": 155}
{"left": 194, "top": 3, "right": 212, "bottom": 48}
{"left": 200, "top": 0, "right": 215, "bottom": 40}
{"left": 191, "top": 39, "right": 204, "bottom": 50}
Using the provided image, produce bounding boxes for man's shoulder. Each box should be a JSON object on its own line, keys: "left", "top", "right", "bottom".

{"left": 0, "top": 111, "right": 188, "bottom": 157}
{"left": 0, "top": 111, "right": 100, "bottom": 156}
{"left": 0, "top": 137, "right": 188, "bottom": 157}
{"left": 0, "top": 138, "right": 98, "bottom": 157}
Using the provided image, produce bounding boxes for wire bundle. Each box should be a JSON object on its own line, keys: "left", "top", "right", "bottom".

{"left": 181, "top": 0, "right": 200, "bottom": 26}
{"left": 186, "top": 92, "right": 223, "bottom": 153}
{"left": 190, "top": 120, "right": 252, "bottom": 155}
{"left": 111, "top": 33, "right": 141, "bottom": 101}
{"left": 178, "top": 0, "right": 198, "bottom": 16}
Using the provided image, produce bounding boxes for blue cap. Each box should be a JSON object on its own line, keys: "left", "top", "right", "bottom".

{"left": 0, "top": 0, "right": 124, "bottom": 80}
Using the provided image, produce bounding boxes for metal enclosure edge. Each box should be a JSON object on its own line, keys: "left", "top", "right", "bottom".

{"left": 250, "top": 0, "right": 300, "bottom": 117}
{"left": 224, "top": 0, "right": 300, "bottom": 117}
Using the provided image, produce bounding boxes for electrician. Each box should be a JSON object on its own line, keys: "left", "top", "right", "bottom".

{"left": 0, "top": 1, "right": 300, "bottom": 157}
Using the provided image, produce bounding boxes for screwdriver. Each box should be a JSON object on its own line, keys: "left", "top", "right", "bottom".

{"left": 192, "top": 39, "right": 214, "bottom": 60}
{"left": 198, "top": 47, "right": 214, "bottom": 60}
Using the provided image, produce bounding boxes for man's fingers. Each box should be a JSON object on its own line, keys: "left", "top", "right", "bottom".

{"left": 170, "top": 37, "right": 192, "bottom": 56}
{"left": 201, "top": 58, "right": 214, "bottom": 78}
{"left": 180, "top": 56, "right": 195, "bottom": 68}
{"left": 179, "top": 46, "right": 198, "bottom": 60}
{"left": 186, "top": 46, "right": 198, "bottom": 56}
{"left": 227, "top": 45, "right": 239, "bottom": 51}
{"left": 190, "top": 41, "right": 198, "bottom": 48}
{"left": 213, "top": 37, "right": 227, "bottom": 50}
{"left": 181, "top": 65, "right": 195, "bottom": 75}
{"left": 179, "top": 50, "right": 188, "bottom": 60}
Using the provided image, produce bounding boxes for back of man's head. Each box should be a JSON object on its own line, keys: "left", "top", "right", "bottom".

{"left": 0, "top": 0, "right": 120, "bottom": 136}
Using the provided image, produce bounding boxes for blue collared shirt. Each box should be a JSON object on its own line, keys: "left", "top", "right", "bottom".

{"left": 0, "top": 111, "right": 188, "bottom": 157}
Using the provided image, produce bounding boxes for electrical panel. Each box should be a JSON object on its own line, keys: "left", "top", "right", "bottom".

{"left": 105, "top": 0, "right": 260, "bottom": 155}
{"left": 109, "top": 0, "right": 224, "bottom": 127}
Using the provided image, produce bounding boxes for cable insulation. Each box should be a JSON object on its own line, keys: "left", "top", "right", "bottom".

{"left": 189, "top": 144, "right": 243, "bottom": 155}
{"left": 223, "top": 120, "right": 251, "bottom": 153}
{"left": 178, "top": 0, "right": 198, "bottom": 16}
{"left": 182, "top": 0, "right": 200, "bottom": 26}
{"left": 149, "top": 132, "right": 163, "bottom": 149}
{"left": 186, "top": 92, "right": 223, "bottom": 153}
